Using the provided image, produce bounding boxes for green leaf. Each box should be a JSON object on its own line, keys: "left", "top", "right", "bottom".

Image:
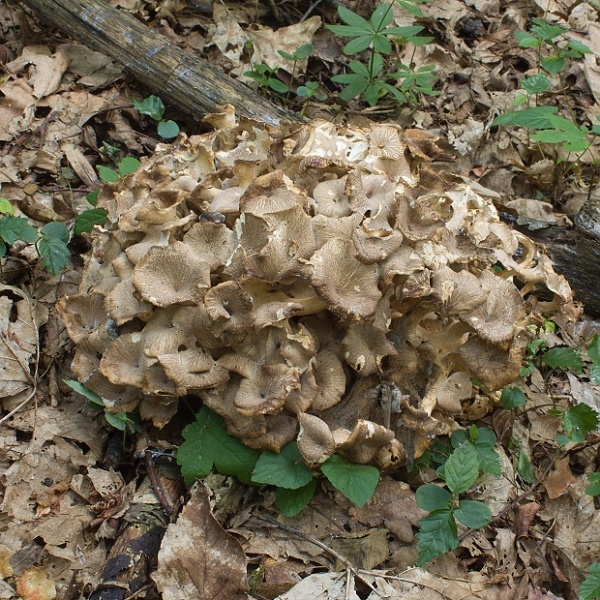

{"left": 344, "top": 35, "right": 380, "bottom": 54}
{"left": 0, "top": 216, "right": 38, "bottom": 244}
{"left": 455, "top": 499, "right": 492, "bottom": 528}
{"left": 177, "top": 406, "right": 260, "bottom": 486}
{"left": 278, "top": 50, "right": 295, "bottom": 61}
{"left": 97, "top": 165, "right": 119, "bottom": 183}
{"left": 276, "top": 479, "right": 317, "bottom": 516}
{"left": 492, "top": 106, "right": 558, "bottom": 129}
{"left": 444, "top": 442, "right": 479, "bottom": 494}
{"left": 252, "top": 442, "right": 314, "bottom": 490}
{"left": 104, "top": 411, "right": 141, "bottom": 433}
{"left": 515, "top": 31, "right": 542, "bottom": 48}
{"left": 132, "top": 95, "right": 166, "bottom": 121}
{"left": 517, "top": 451, "right": 537, "bottom": 484}
{"left": 337, "top": 5, "right": 371, "bottom": 30}
{"left": 416, "top": 509, "right": 458, "bottom": 566}
{"left": 118, "top": 156, "right": 141, "bottom": 175}
{"left": 64, "top": 379, "right": 104, "bottom": 408}
{"left": 86, "top": 189, "right": 100, "bottom": 206}
{"left": 0, "top": 241, "right": 6, "bottom": 258}
{"left": 521, "top": 73, "right": 551, "bottom": 95}
{"left": 38, "top": 237, "right": 70, "bottom": 274}
{"left": 157, "top": 120, "right": 180, "bottom": 139}
{"left": 267, "top": 78, "right": 289, "bottom": 94}
{"left": 415, "top": 484, "right": 452, "bottom": 511}
{"left": 41, "top": 221, "right": 70, "bottom": 243}
{"left": 320, "top": 454, "right": 379, "bottom": 507}
{"left": 567, "top": 40, "right": 593, "bottom": 55}
{"left": 587, "top": 335, "right": 600, "bottom": 384}
{"left": 541, "top": 55, "right": 566, "bottom": 74}
{"left": 0, "top": 198, "right": 14, "bottom": 215}
{"left": 585, "top": 473, "right": 600, "bottom": 496}
{"left": 501, "top": 386, "right": 527, "bottom": 409}
{"left": 566, "top": 404, "right": 599, "bottom": 437}
{"left": 580, "top": 562, "right": 600, "bottom": 600}
{"left": 530, "top": 18, "right": 566, "bottom": 42}
{"left": 370, "top": 3, "right": 394, "bottom": 31}
{"left": 542, "top": 347, "right": 583, "bottom": 372}
{"left": 75, "top": 209, "right": 108, "bottom": 235}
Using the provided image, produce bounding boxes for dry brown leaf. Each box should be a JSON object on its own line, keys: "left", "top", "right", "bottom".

{"left": 152, "top": 482, "right": 249, "bottom": 599}
{"left": 15, "top": 566, "right": 56, "bottom": 600}
{"left": 542, "top": 457, "right": 575, "bottom": 500}
{"left": 515, "top": 503, "right": 542, "bottom": 538}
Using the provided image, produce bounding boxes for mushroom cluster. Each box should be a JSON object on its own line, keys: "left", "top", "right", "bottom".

{"left": 57, "top": 106, "right": 578, "bottom": 467}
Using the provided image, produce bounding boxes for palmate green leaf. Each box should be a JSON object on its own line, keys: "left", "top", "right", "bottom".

{"left": 416, "top": 509, "right": 457, "bottom": 566}
{"left": 38, "top": 237, "right": 70, "bottom": 274}
{"left": 275, "top": 479, "right": 317, "bottom": 516}
{"left": 370, "top": 3, "right": 394, "bottom": 31}
{"left": 585, "top": 473, "right": 600, "bottom": 496}
{"left": 501, "top": 386, "right": 527, "bottom": 409}
{"left": 132, "top": 95, "right": 166, "bottom": 121}
{"left": 0, "top": 216, "right": 38, "bottom": 244}
{"left": 75, "top": 209, "right": 108, "bottom": 235}
{"left": 252, "top": 442, "right": 314, "bottom": 490}
{"left": 41, "top": 221, "right": 70, "bottom": 243}
{"left": 521, "top": 73, "right": 551, "bottom": 95}
{"left": 530, "top": 17, "right": 566, "bottom": 42}
{"left": 492, "top": 106, "right": 557, "bottom": 129}
{"left": 542, "top": 346, "right": 583, "bottom": 372}
{"left": 336, "top": 5, "right": 371, "bottom": 30}
{"left": 444, "top": 442, "right": 479, "bottom": 494}
{"left": 580, "top": 562, "right": 600, "bottom": 600}
{"left": 334, "top": 75, "right": 368, "bottom": 101}
{"left": 177, "top": 406, "right": 260, "bottom": 486}
{"left": 415, "top": 484, "right": 452, "bottom": 511}
{"left": 321, "top": 454, "right": 379, "bottom": 507}
{"left": 455, "top": 499, "right": 492, "bottom": 528}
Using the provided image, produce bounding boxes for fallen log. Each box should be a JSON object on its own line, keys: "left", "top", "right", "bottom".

{"left": 21, "top": 0, "right": 300, "bottom": 126}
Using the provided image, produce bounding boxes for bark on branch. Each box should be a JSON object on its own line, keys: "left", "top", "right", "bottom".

{"left": 21, "top": 0, "right": 300, "bottom": 125}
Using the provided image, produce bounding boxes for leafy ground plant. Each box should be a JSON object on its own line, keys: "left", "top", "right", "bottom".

{"left": 132, "top": 95, "right": 180, "bottom": 139}
{"left": 177, "top": 406, "right": 380, "bottom": 517}
{"left": 327, "top": 2, "right": 437, "bottom": 107}
{"left": 414, "top": 426, "right": 500, "bottom": 565}
{"left": 580, "top": 563, "right": 600, "bottom": 600}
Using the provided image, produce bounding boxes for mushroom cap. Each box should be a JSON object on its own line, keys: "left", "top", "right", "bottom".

{"left": 311, "top": 349, "right": 347, "bottom": 412}
{"left": 132, "top": 242, "right": 211, "bottom": 307}
{"left": 436, "top": 371, "right": 473, "bottom": 414}
{"left": 335, "top": 419, "right": 395, "bottom": 464}
{"left": 56, "top": 293, "right": 113, "bottom": 345}
{"left": 310, "top": 239, "right": 382, "bottom": 320}
{"left": 297, "top": 413, "right": 335, "bottom": 465}
{"left": 312, "top": 177, "right": 351, "bottom": 218}
{"left": 204, "top": 281, "right": 253, "bottom": 337}
{"left": 183, "top": 220, "right": 237, "bottom": 272}
{"left": 342, "top": 322, "right": 396, "bottom": 377}
{"left": 100, "top": 332, "right": 154, "bottom": 389}
{"left": 158, "top": 347, "right": 230, "bottom": 393}
{"left": 234, "top": 363, "right": 300, "bottom": 417}
{"left": 368, "top": 125, "right": 406, "bottom": 160}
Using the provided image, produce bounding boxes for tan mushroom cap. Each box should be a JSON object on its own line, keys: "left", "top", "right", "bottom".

{"left": 239, "top": 170, "right": 306, "bottom": 215}
{"left": 342, "top": 322, "right": 397, "bottom": 377}
{"left": 183, "top": 220, "right": 237, "bottom": 272}
{"left": 243, "top": 414, "right": 298, "bottom": 453}
{"left": 368, "top": 125, "right": 406, "bottom": 160}
{"left": 312, "top": 177, "right": 351, "bottom": 218}
{"left": 204, "top": 280, "right": 253, "bottom": 336}
{"left": 310, "top": 239, "right": 382, "bottom": 320}
{"left": 297, "top": 413, "right": 335, "bottom": 466}
{"left": 141, "top": 306, "right": 190, "bottom": 358}
{"left": 431, "top": 266, "right": 487, "bottom": 315}
{"left": 334, "top": 419, "right": 395, "bottom": 464}
{"left": 100, "top": 332, "right": 155, "bottom": 389}
{"left": 132, "top": 242, "right": 211, "bottom": 307}
{"left": 311, "top": 349, "right": 347, "bottom": 412}
{"left": 234, "top": 363, "right": 300, "bottom": 417}
{"left": 84, "top": 370, "right": 141, "bottom": 414}
{"left": 436, "top": 371, "right": 473, "bottom": 414}
{"left": 56, "top": 293, "right": 113, "bottom": 345}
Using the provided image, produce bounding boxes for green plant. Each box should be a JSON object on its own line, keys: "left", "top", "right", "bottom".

{"left": 580, "top": 562, "right": 600, "bottom": 600}
{"left": 132, "top": 95, "right": 180, "bottom": 139}
{"left": 492, "top": 18, "right": 597, "bottom": 162}
{"left": 327, "top": 2, "right": 437, "bottom": 107}
{"left": 551, "top": 403, "right": 599, "bottom": 446}
{"left": 414, "top": 426, "right": 500, "bottom": 565}
{"left": 64, "top": 379, "right": 141, "bottom": 434}
{"left": 177, "top": 406, "right": 380, "bottom": 517}
{"left": 585, "top": 473, "right": 600, "bottom": 496}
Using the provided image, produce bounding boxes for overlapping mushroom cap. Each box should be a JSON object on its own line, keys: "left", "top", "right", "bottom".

{"left": 57, "top": 108, "right": 579, "bottom": 466}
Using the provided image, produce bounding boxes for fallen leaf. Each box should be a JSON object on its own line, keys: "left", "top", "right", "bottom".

{"left": 152, "top": 482, "right": 249, "bottom": 599}
{"left": 543, "top": 458, "right": 575, "bottom": 500}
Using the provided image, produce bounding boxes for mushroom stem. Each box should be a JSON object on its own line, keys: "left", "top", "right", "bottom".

{"left": 292, "top": 294, "right": 329, "bottom": 316}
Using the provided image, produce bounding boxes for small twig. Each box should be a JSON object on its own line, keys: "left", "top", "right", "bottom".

{"left": 145, "top": 450, "right": 175, "bottom": 515}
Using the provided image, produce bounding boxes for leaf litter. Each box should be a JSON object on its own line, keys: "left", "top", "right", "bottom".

{"left": 0, "top": 0, "right": 599, "bottom": 599}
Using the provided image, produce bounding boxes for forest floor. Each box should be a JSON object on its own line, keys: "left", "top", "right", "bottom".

{"left": 0, "top": 0, "right": 599, "bottom": 599}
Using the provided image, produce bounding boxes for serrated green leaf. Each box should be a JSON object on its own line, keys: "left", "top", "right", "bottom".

{"left": 521, "top": 73, "right": 551, "bottom": 95}
{"left": 0, "top": 216, "right": 38, "bottom": 244}
{"left": 475, "top": 444, "right": 502, "bottom": 476}
{"left": 587, "top": 335, "right": 600, "bottom": 385}
{"left": 415, "top": 484, "right": 452, "bottom": 511}
{"left": 276, "top": 479, "right": 317, "bottom": 516}
{"left": 455, "top": 499, "right": 492, "bottom": 528}
{"left": 530, "top": 18, "right": 566, "bottom": 41}
{"left": 416, "top": 509, "right": 457, "bottom": 566}
{"left": 321, "top": 454, "right": 379, "bottom": 507}
{"left": 444, "top": 442, "right": 479, "bottom": 494}
{"left": 501, "top": 386, "right": 527, "bottom": 409}
{"left": 38, "top": 237, "right": 70, "bottom": 274}
{"left": 177, "top": 406, "right": 260, "bottom": 486}
{"left": 97, "top": 165, "right": 119, "bottom": 183}
{"left": 492, "top": 106, "right": 557, "bottom": 129}
{"left": 0, "top": 241, "right": 6, "bottom": 258}
{"left": 252, "top": 442, "right": 314, "bottom": 490}
{"left": 515, "top": 31, "right": 541, "bottom": 48}
{"left": 541, "top": 55, "right": 566, "bottom": 74}
{"left": 132, "top": 95, "right": 165, "bottom": 121}
{"left": 86, "top": 189, "right": 100, "bottom": 206}
{"left": 41, "top": 221, "right": 70, "bottom": 243}
{"left": 568, "top": 404, "right": 600, "bottom": 437}
{"left": 118, "top": 156, "right": 141, "bottom": 175}
{"left": 75, "top": 209, "right": 108, "bottom": 235}
{"left": 517, "top": 451, "right": 537, "bottom": 484}
{"left": 543, "top": 347, "right": 583, "bottom": 372}
{"left": 580, "top": 562, "right": 600, "bottom": 600}
{"left": 0, "top": 198, "right": 14, "bottom": 215}
{"left": 157, "top": 120, "right": 180, "bottom": 139}
{"left": 585, "top": 473, "right": 600, "bottom": 496}
{"left": 64, "top": 379, "right": 104, "bottom": 407}
{"left": 567, "top": 40, "right": 593, "bottom": 55}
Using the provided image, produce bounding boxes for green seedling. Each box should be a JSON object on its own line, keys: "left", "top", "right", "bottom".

{"left": 580, "top": 562, "right": 600, "bottom": 600}
{"left": 244, "top": 63, "right": 289, "bottom": 94}
{"left": 133, "top": 95, "right": 180, "bottom": 139}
